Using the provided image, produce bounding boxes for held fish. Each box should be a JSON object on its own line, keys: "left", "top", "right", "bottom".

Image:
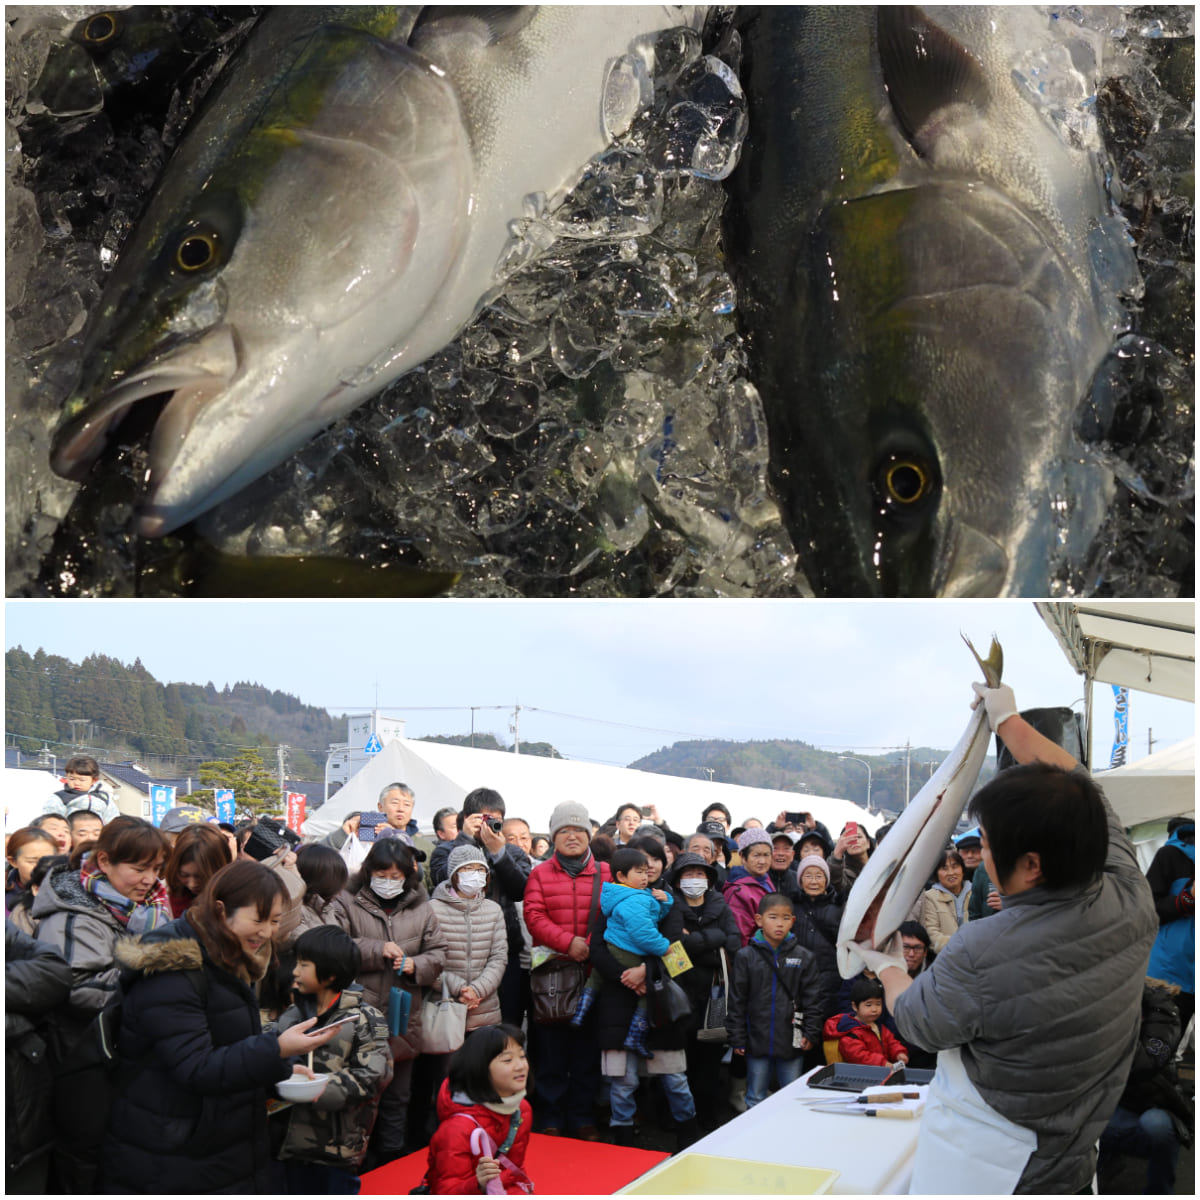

{"left": 724, "top": 7, "right": 1136, "bottom": 596}
{"left": 836, "top": 634, "right": 1002, "bottom": 978}
{"left": 50, "top": 5, "right": 706, "bottom": 537}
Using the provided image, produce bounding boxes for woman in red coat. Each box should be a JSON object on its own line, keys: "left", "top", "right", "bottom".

{"left": 521, "top": 802, "right": 611, "bottom": 1137}
{"left": 426, "top": 1025, "right": 533, "bottom": 1194}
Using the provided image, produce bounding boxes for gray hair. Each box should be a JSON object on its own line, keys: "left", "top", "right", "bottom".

{"left": 687, "top": 833, "right": 715, "bottom": 854}
{"left": 378, "top": 782, "right": 414, "bottom": 804}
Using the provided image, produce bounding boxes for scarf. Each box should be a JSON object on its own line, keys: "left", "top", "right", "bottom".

{"left": 556, "top": 849, "right": 593, "bottom": 878}
{"left": 932, "top": 880, "right": 972, "bottom": 925}
{"left": 80, "top": 853, "right": 172, "bottom": 934}
{"left": 483, "top": 1088, "right": 526, "bottom": 1117}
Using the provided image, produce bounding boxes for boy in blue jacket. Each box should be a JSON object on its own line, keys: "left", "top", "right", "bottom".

{"left": 571, "top": 846, "right": 672, "bottom": 1056}
{"left": 726, "top": 893, "right": 825, "bottom": 1107}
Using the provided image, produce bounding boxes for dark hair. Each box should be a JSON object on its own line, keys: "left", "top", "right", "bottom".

{"left": 188, "top": 860, "right": 287, "bottom": 975}
{"left": 6, "top": 827, "right": 59, "bottom": 861}
{"left": 611, "top": 847, "right": 650, "bottom": 880}
{"left": 294, "top": 925, "right": 361, "bottom": 991}
{"left": 850, "top": 977, "right": 884, "bottom": 1005}
{"left": 165, "top": 824, "right": 232, "bottom": 898}
{"left": 296, "top": 843, "right": 349, "bottom": 904}
{"left": 351, "top": 838, "right": 417, "bottom": 893}
{"left": 92, "top": 815, "right": 169, "bottom": 870}
{"left": 64, "top": 755, "right": 100, "bottom": 777}
{"left": 463, "top": 788, "right": 505, "bottom": 818}
{"left": 589, "top": 833, "right": 616, "bottom": 863}
{"left": 968, "top": 763, "right": 1108, "bottom": 891}
{"left": 628, "top": 835, "right": 667, "bottom": 872}
{"left": 758, "top": 892, "right": 794, "bottom": 916}
{"left": 703, "top": 803, "right": 731, "bottom": 824}
{"left": 67, "top": 809, "right": 105, "bottom": 830}
{"left": 447, "top": 1024, "right": 528, "bottom": 1104}
{"left": 898, "top": 921, "right": 933, "bottom": 952}
{"left": 30, "top": 853, "right": 69, "bottom": 889}
{"left": 432, "top": 807, "right": 458, "bottom": 835}
{"left": 934, "top": 848, "right": 966, "bottom": 879}
{"left": 32, "top": 813, "right": 69, "bottom": 831}
{"left": 615, "top": 803, "right": 642, "bottom": 822}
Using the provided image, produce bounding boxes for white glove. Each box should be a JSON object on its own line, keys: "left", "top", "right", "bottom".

{"left": 971, "top": 682, "right": 1018, "bottom": 732}
{"left": 844, "top": 932, "right": 906, "bottom": 978}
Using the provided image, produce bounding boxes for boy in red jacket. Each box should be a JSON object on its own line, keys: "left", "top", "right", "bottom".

{"left": 823, "top": 977, "right": 909, "bottom": 1068}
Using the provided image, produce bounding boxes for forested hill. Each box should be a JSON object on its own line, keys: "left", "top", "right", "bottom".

{"left": 5, "top": 646, "right": 343, "bottom": 777}
{"left": 629, "top": 738, "right": 967, "bottom": 814}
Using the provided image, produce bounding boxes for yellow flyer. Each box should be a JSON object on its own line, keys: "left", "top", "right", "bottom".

{"left": 662, "top": 940, "right": 693, "bottom": 977}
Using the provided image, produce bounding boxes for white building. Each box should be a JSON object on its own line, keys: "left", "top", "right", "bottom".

{"left": 325, "top": 712, "right": 408, "bottom": 801}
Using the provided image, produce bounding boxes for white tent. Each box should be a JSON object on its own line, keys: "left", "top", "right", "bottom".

{"left": 4, "top": 767, "right": 59, "bottom": 833}
{"left": 302, "top": 738, "right": 880, "bottom": 842}
{"left": 1093, "top": 736, "right": 1195, "bottom": 867}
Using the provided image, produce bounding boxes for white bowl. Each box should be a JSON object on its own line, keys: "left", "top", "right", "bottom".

{"left": 277, "top": 1073, "right": 330, "bottom": 1103}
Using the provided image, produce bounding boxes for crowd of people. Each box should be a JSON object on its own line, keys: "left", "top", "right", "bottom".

{"left": 4, "top": 724, "right": 1194, "bottom": 1195}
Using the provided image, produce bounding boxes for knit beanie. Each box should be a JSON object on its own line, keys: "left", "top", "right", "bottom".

{"left": 549, "top": 801, "right": 591, "bottom": 839}
{"left": 736, "top": 827, "right": 773, "bottom": 853}
{"left": 796, "top": 854, "right": 831, "bottom": 885}
{"left": 447, "top": 844, "right": 489, "bottom": 878}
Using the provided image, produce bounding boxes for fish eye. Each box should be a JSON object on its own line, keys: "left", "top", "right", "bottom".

{"left": 884, "top": 459, "right": 930, "bottom": 505}
{"left": 84, "top": 13, "right": 119, "bottom": 43}
{"left": 176, "top": 233, "right": 218, "bottom": 272}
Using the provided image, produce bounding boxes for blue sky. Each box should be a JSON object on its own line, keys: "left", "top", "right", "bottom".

{"left": 4, "top": 600, "right": 1192, "bottom": 767}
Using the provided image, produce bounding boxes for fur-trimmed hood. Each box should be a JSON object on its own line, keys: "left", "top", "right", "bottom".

{"left": 115, "top": 931, "right": 204, "bottom": 975}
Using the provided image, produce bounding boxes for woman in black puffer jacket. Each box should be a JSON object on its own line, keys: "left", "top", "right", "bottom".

{"left": 101, "top": 861, "right": 340, "bottom": 1194}
{"left": 791, "top": 854, "right": 844, "bottom": 1062}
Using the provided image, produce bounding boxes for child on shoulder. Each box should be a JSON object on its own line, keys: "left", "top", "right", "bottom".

{"left": 570, "top": 846, "right": 673, "bottom": 1057}
{"left": 726, "top": 893, "right": 825, "bottom": 1107}
{"left": 271, "top": 926, "right": 393, "bottom": 1193}
{"left": 823, "top": 976, "right": 910, "bottom": 1068}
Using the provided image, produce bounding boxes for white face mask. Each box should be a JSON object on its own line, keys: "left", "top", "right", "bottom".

{"left": 679, "top": 878, "right": 708, "bottom": 897}
{"left": 371, "top": 876, "right": 405, "bottom": 899}
{"left": 455, "top": 870, "right": 487, "bottom": 896}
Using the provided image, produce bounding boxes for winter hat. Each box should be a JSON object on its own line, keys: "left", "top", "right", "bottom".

{"left": 796, "top": 854, "right": 831, "bottom": 885}
{"left": 549, "top": 801, "right": 591, "bottom": 839}
{"left": 771, "top": 830, "right": 800, "bottom": 845}
{"left": 797, "top": 828, "right": 833, "bottom": 857}
{"left": 448, "top": 844, "right": 489, "bottom": 879}
{"left": 736, "top": 827, "right": 773, "bottom": 853}
{"left": 160, "top": 805, "right": 216, "bottom": 833}
{"left": 668, "top": 851, "right": 718, "bottom": 890}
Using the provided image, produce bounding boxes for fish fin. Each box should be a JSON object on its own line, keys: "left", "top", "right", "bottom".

{"left": 876, "top": 6, "right": 989, "bottom": 155}
{"left": 961, "top": 634, "right": 1003, "bottom": 687}
{"left": 411, "top": 6, "right": 536, "bottom": 46}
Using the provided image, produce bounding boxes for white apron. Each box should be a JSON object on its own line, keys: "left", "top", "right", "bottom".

{"left": 910, "top": 1047, "right": 1037, "bottom": 1195}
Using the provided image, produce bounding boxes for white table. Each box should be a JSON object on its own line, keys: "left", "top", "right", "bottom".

{"left": 681, "top": 1065, "right": 919, "bottom": 1195}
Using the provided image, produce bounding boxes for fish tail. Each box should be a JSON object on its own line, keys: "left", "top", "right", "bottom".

{"left": 961, "top": 633, "right": 1002, "bottom": 688}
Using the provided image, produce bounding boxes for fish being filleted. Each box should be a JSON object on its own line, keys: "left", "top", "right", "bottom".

{"left": 49, "top": 4, "right": 707, "bottom": 538}
{"left": 836, "top": 634, "right": 1002, "bottom": 978}
{"left": 723, "top": 6, "right": 1140, "bottom": 596}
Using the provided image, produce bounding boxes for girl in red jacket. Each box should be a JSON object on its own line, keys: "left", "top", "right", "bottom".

{"left": 425, "top": 1024, "right": 534, "bottom": 1195}
{"left": 823, "top": 977, "right": 909, "bottom": 1068}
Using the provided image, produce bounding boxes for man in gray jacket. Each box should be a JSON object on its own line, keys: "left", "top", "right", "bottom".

{"left": 852, "top": 681, "right": 1158, "bottom": 1195}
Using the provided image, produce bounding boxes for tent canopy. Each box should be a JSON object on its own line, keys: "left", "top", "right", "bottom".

{"left": 1093, "top": 736, "right": 1195, "bottom": 828}
{"left": 303, "top": 738, "right": 881, "bottom": 842}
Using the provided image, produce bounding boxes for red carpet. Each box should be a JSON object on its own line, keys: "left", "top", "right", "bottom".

{"left": 361, "top": 1133, "right": 670, "bottom": 1195}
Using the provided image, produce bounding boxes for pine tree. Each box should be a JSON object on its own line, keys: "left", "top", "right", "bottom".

{"left": 193, "top": 748, "right": 280, "bottom": 818}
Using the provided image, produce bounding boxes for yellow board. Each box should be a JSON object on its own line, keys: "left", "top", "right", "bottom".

{"left": 618, "top": 1152, "right": 839, "bottom": 1195}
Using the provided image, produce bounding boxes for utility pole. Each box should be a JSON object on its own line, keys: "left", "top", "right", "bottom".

{"left": 904, "top": 740, "right": 912, "bottom": 807}
{"left": 1148, "top": 727, "right": 1156, "bottom": 756}
{"left": 470, "top": 707, "right": 477, "bottom": 749}
{"left": 277, "top": 744, "right": 289, "bottom": 806}
{"left": 510, "top": 705, "right": 522, "bottom": 755}
{"left": 68, "top": 718, "right": 91, "bottom": 748}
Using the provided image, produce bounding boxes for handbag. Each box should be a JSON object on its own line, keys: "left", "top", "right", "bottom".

{"left": 647, "top": 959, "right": 692, "bottom": 1028}
{"left": 530, "top": 868, "right": 602, "bottom": 1025}
{"left": 387, "top": 962, "right": 412, "bottom": 1038}
{"left": 696, "top": 948, "right": 730, "bottom": 1043}
{"left": 421, "top": 977, "right": 468, "bottom": 1055}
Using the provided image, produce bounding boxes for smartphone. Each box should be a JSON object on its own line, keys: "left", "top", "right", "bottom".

{"left": 845, "top": 821, "right": 859, "bottom": 839}
{"left": 640, "top": 806, "right": 654, "bottom": 817}
{"left": 319, "top": 1013, "right": 361, "bottom": 1032}
{"left": 785, "top": 811, "right": 806, "bottom": 826}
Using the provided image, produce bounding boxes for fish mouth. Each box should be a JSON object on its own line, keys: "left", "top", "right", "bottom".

{"left": 51, "top": 327, "right": 240, "bottom": 494}
{"left": 937, "top": 520, "right": 1010, "bottom": 597}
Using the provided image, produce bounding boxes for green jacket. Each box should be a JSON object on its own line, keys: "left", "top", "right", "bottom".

{"left": 271, "top": 988, "right": 393, "bottom": 1169}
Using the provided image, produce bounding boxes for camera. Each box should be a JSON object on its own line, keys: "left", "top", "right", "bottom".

{"left": 486, "top": 818, "right": 503, "bottom": 833}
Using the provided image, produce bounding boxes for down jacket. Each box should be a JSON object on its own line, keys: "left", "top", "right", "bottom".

{"left": 523, "top": 853, "right": 612, "bottom": 955}
{"left": 429, "top": 881, "right": 508, "bottom": 1032}
{"left": 6, "top": 922, "right": 72, "bottom": 1175}
{"left": 599, "top": 882, "right": 672, "bottom": 957}
{"left": 892, "top": 767, "right": 1158, "bottom": 1194}
{"left": 272, "top": 988, "right": 393, "bottom": 1169}
{"left": 425, "top": 1079, "right": 532, "bottom": 1195}
{"left": 326, "top": 882, "right": 447, "bottom": 1060}
{"left": 791, "top": 887, "right": 843, "bottom": 1018}
{"left": 430, "top": 834, "right": 532, "bottom": 960}
{"left": 101, "top": 917, "right": 292, "bottom": 1194}
{"left": 725, "top": 932, "right": 824, "bottom": 1059}
{"left": 823, "top": 1012, "right": 908, "bottom": 1066}
{"left": 671, "top": 880, "right": 741, "bottom": 1034}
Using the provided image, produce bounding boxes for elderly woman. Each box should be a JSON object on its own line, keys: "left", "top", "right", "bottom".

{"left": 792, "top": 855, "right": 842, "bottom": 1024}
{"left": 522, "top": 801, "right": 611, "bottom": 1138}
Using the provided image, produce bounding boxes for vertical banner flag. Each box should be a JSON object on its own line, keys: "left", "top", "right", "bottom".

{"left": 1109, "top": 685, "right": 1129, "bottom": 768}
{"left": 286, "top": 791, "right": 306, "bottom": 834}
{"left": 214, "top": 788, "right": 235, "bottom": 824}
{"left": 150, "top": 784, "right": 176, "bottom": 826}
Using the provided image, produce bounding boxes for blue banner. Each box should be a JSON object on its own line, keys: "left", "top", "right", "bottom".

{"left": 150, "top": 784, "right": 176, "bottom": 826}
{"left": 214, "top": 789, "right": 235, "bottom": 824}
{"left": 1109, "top": 685, "right": 1129, "bottom": 769}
